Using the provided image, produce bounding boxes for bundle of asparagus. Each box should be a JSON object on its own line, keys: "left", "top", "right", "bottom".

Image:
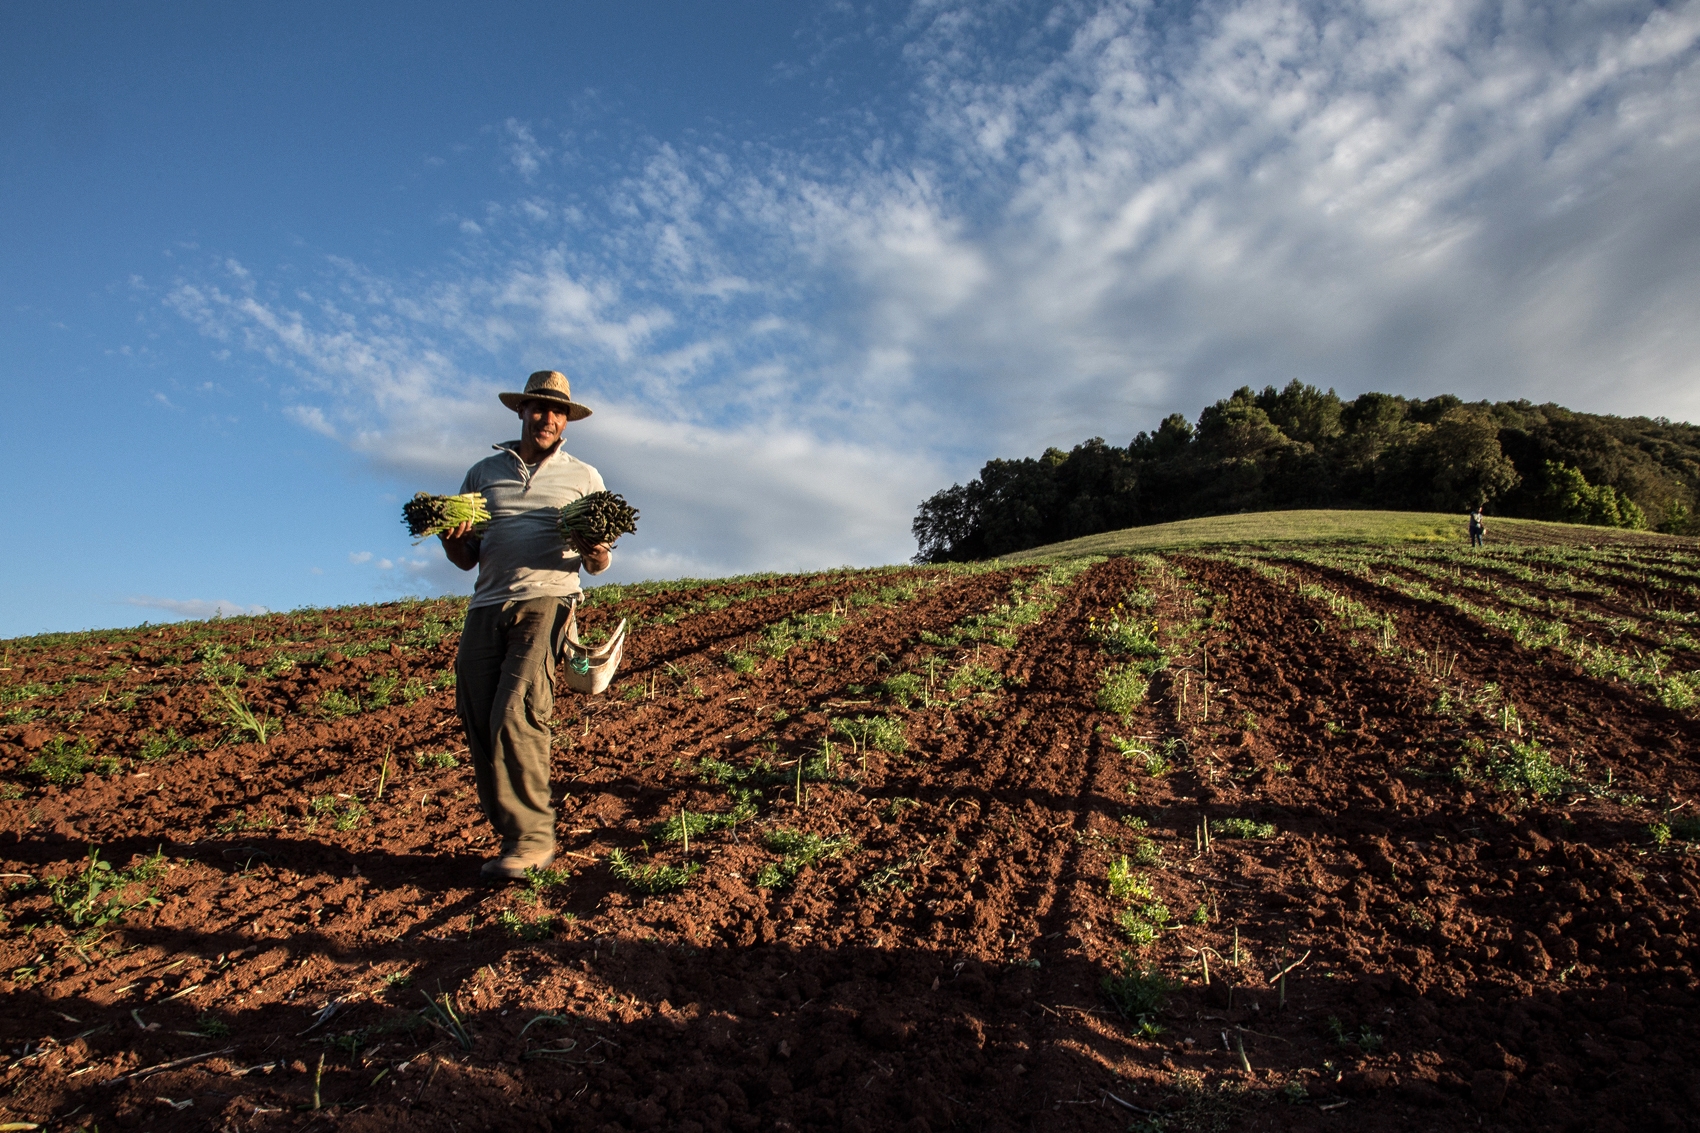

{"left": 558, "top": 491, "right": 640, "bottom": 546}
{"left": 402, "top": 492, "right": 490, "bottom": 541}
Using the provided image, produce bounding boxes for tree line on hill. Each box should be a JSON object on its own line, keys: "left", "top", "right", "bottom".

{"left": 912, "top": 384, "right": 1700, "bottom": 562}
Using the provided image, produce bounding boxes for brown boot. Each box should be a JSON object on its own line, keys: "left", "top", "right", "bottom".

{"left": 480, "top": 842, "right": 555, "bottom": 883}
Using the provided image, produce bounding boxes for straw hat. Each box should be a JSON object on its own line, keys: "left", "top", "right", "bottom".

{"left": 498, "top": 370, "right": 593, "bottom": 420}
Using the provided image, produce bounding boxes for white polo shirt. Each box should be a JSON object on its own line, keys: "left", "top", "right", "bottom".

{"left": 459, "top": 441, "right": 605, "bottom": 610}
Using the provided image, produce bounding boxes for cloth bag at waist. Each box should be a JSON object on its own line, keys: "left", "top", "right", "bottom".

{"left": 552, "top": 598, "right": 627, "bottom": 696}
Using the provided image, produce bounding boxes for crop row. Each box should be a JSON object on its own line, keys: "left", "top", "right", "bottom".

{"left": 1318, "top": 546, "right": 1700, "bottom": 653}
{"left": 1261, "top": 547, "right": 1700, "bottom": 712}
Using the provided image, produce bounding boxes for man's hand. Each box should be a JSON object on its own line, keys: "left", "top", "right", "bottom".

{"left": 440, "top": 520, "right": 481, "bottom": 572}
{"left": 569, "top": 534, "right": 612, "bottom": 575}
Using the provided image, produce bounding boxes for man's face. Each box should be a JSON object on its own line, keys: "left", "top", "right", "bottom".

{"left": 519, "top": 399, "right": 569, "bottom": 450}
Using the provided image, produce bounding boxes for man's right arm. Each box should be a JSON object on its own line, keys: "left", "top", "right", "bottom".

{"left": 440, "top": 520, "right": 480, "bottom": 572}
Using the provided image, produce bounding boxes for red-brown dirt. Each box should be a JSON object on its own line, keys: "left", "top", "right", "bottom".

{"left": 1, "top": 551, "right": 1697, "bottom": 1132}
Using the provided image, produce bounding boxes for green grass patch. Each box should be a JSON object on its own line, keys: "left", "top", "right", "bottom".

{"left": 213, "top": 684, "right": 279, "bottom": 744}
{"left": 26, "top": 735, "right": 108, "bottom": 785}
{"left": 40, "top": 847, "right": 164, "bottom": 934}
{"left": 1486, "top": 738, "right": 1570, "bottom": 798}
{"left": 1102, "top": 953, "right": 1176, "bottom": 1036}
{"left": 413, "top": 751, "right": 459, "bottom": 769}
{"left": 136, "top": 727, "right": 193, "bottom": 763}
{"left": 879, "top": 672, "right": 924, "bottom": 707}
{"left": 607, "top": 848, "right": 701, "bottom": 895}
{"left": 309, "top": 795, "right": 366, "bottom": 831}
{"left": 497, "top": 909, "right": 559, "bottom": 941}
{"left": 647, "top": 802, "right": 757, "bottom": 844}
{"left": 879, "top": 797, "right": 919, "bottom": 820}
{"left": 945, "top": 663, "right": 1003, "bottom": 697}
{"left": 754, "top": 829, "right": 856, "bottom": 889}
{"left": 1211, "top": 817, "right": 1276, "bottom": 839}
{"left": 1117, "top": 903, "right": 1172, "bottom": 946}
{"left": 316, "top": 688, "right": 360, "bottom": 719}
{"left": 830, "top": 714, "right": 907, "bottom": 756}
{"left": 1001, "top": 509, "right": 1684, "bottom": 562}
{"left": 1087, "top": 607, "right": 1162, "bottom": 656}
{"left": 1107, "top": 855, "right": 1154, "bottom": 902}
{"left": 1096, "top": 664, "right": 1148, "bottom": 718}
{"left": 1109, "top": 734, "right": 1171, "bottom": 776}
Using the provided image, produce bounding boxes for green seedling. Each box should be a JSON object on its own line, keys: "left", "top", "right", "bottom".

{"left": 830, "top": 715, "right": 906, "bottom": 763}
{"left": 497, "top": 909, "right": 558, "bottom": 941}
{"left": 404, "top": 617, "right": 450, "bottom": 650}
{"left": 945, "top": 663, "right": 1002, "bottom": 697}
{"left": 1128, "top": 837, "right": 1163, "bottom": 867}
{"left": 1107, "top": 856, "right": 1153, "bottom": 902}
{"left": 193, "top": 1012, "right": 232, "bottom": 1038}
{"left": 41, "top": 846, "right": 164, "bottom": 933}
{"left": 1486, "top": 737, "right": 1570, "bottom": 798}
{"left": 26, "top": 735, "right": 101, "bottom": 786}
{"left": 213, "top": 683, "right": 279, "bottom": 744}
{"left": 214, "top": 808, "right": 277, "bottom": 834}
{"left": 1651, "top": 813, "right": 1700, "bottom": 846}
{"left": 647, "top": 802, "right": 756, "bottom": 844}
{"left": 879, "top": 672, "right": 923, "bottom": 707}
{"left": 754, "top": 829, "right": 856, "bottom": 889}
{"left": 370, "top": 672, "right": 402, "bottom": 706}
{"left": 136, "top": 727, "right": 192, "bottom": 763}
{"left": 419, "top": 990, "right": 473, "bottom": 1050}
{"left": 879, "top": 797, "right": 919, "bottom": 820}
{"left": 1212, "top": 818, "right": 1276, "bottom": 840}
{"left": 1086, "top": 606, "right": 1162, "bottom": 656}
{"left": 1118, "top": 910, "right": 1159, "bottom": 947}
{"left": 1096, "top": 664, "right": 1148, "bottom": 719}
{"left": 608, "top": 848, "right": 701, "bottom": 895}
{"left": 725, "top": 651, "right": 758, "bottom": 674}
{"left": 1111, "top": 734, "right": 1172, "bottom": 774}
{"left": 1326, "top": 1015, "right": 1383, "bottom": 1053}
{"left": 413, "top": 751, "right": 459, "bottom": 770}
{"left": 524, "top": 865, "right": 573, "bottom": 894}
{"left": 860, "top": 849, "right": 929, "bottom": 895}
{"left": 196, "top": 643, "right": 246, "bottom": 684}
{"left": 317, "top": 689, "right": 360, "bottom": 719}
{"left": 1101, "top": 952, "right": 1176, "bottom": 1037}
{"left": 309, "top": 795, "right": 366, "bottom": 832}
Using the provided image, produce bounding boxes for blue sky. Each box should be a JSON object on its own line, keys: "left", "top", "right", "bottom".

{"left": 4, "top": 0, "right": 1698, "bottom": 637}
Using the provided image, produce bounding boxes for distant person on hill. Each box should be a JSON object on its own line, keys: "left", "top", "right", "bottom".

{"left": 1468, "top": 505, "right": 1486, "bottom": 548}
{"left": 438, "top": 370, "right": 612, "bottom": 882}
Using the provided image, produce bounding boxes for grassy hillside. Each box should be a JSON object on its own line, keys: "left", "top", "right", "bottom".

{"left": 998, "top": 507, "right": 1699, "bottom": 562}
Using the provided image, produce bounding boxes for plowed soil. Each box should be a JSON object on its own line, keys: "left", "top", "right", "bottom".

{"left": 2, "top": 551, "right": 1698, "bottom": 1132}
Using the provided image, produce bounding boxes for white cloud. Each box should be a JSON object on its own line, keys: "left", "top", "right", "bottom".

{"left": 126, "top": 596, "right": 270, "bottom": 620}
{"left": 165, "top": 0, "right": 1700, "bottom": 584}
{"left": 348, "top": 551, "right": 373, "bottom": 564}
{"left": 503, "top": 118, "right": 549, "bottom": 181}
{"left": 287, "top": 405, "right": 337, "bottom": 438}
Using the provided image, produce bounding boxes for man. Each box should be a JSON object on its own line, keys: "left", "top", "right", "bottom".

{"left": 440, "top": 370, "right": 613, "bottom": 882}
{"left": 1468, "top": 505, "right": 1486, "bottom": 548}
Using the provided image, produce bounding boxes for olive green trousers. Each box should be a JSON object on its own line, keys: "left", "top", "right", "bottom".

{"left": 455, "top": 597, "right": 571, "bottom": 853}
